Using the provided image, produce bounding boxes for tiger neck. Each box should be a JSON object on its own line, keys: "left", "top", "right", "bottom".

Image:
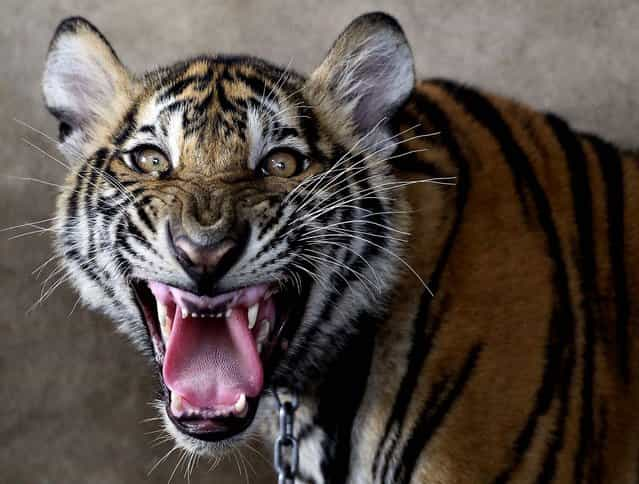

{"left": 280, "top": 147, "right": 460, "bottom": 483}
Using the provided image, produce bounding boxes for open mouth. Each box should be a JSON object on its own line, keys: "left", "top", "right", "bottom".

{"left": 133, "top": 280, "right": 300, "bottom": 442}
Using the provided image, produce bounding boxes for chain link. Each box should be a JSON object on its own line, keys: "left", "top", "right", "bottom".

{"left": 273, "top": 388, "right": 299, "bottom": 484}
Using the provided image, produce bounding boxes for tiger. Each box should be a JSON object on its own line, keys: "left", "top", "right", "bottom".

{"left": 40, "top": 10, "right": 639, "bottom": 484}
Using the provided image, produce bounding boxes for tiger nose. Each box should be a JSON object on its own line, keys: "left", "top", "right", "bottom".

{"left": 172, "top": 236, "right": 240, "bottom": 277}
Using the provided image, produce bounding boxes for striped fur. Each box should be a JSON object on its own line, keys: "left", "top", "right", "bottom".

{"left": 42, "top": 13, "right": 639, "bottom": 483}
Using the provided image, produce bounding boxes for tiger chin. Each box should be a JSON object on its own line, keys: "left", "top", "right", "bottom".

{"left": 42, "top": 11, "right": 639, "bottom": 484}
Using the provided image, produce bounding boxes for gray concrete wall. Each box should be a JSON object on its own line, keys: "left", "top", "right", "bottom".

{"left": 1, "top": 1, "right": 638, "bottom": 482}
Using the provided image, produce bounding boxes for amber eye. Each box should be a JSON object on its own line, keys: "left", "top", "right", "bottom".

{"left": 260, "top": 150, "right": 306, "bottom": 178}
{"left": 130, "top": 147, "right": 171, "bottom": 176}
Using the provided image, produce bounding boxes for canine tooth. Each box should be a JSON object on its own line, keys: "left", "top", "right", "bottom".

{"left": 258, "top": 319, "right": 271, "bottom": 343}
{"left": 191, "top": 312, "right": 199, "bottom": 318}
{"left": 247, "top": 303, "right": 259, "bottom": 330}
{"left": 225, "top": 308, "right": 232, "bottom": 318}
{"left": 180, "top": 307, "right": 188, "bottom": 319}
{"left": 171, "top": 394, "right": 183, "bottom": 415}
{"left": 156, "top": 302, "right": 168, "bottom": 339}
{"left": 233, "top": 393, "right": 247, "bottom": 415}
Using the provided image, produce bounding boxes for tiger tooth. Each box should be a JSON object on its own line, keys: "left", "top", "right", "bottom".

{"left": 233, "top": 393, "right": 247, "bottom": 415}
{"left": 258, "top": 319, "right": 271, "bottom": 343}
{"left": 171, "top": 394, "right": 183, "bottom": 415}
{"left": 225, "top": 308, "right": 232, "bottom": 318}
{"left": 156, "top": 302, "right": 168, "bottom": 340}
{"left": 180, "top": 307, "right": 188, "bottom": 319}
{"left": 247, "top": 303, "right": 259, "bottom": 330}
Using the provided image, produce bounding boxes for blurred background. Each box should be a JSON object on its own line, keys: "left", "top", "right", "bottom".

{"left": 1, "top": 1, "right": 638, "bottom": 482}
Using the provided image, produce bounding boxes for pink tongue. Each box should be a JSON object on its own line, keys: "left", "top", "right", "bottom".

{"left": 163, "top": 308, "right": 263, "bottom": 408}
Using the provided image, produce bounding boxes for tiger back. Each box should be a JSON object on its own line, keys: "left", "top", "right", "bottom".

{"left": 336, "top": 80, "right": 639, "bottom": 483}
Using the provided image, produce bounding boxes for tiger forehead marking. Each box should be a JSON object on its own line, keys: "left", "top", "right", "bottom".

{"left": 125, "top": 60, "right": 309, "bottom": 176}
{"left": 41, "top": 12, "right": 639, "bottom": 484}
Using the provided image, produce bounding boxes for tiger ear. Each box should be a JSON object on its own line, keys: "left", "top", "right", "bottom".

{"left": 306, "top": 12, "right": 415, "bottom": 152}
{"left": 42, "top": 17, "right": 132, "bottom": 155}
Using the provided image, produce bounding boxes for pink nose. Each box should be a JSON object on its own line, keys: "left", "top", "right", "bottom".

{"left": 173, "top": 237, "right": 238, "bottom": 273}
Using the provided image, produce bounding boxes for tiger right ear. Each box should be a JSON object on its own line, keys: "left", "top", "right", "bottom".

{"left": 306, "top": 12, "right": 415, "bottom": 154}
{"left": 42, "top": 17, "right": 132, "bottom": 155}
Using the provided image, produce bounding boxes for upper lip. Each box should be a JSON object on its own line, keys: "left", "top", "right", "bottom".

{"left": 149, "top": 281, "right": 273, "bottom": 316}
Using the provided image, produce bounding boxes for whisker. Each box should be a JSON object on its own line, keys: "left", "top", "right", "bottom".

{"left": 147, "top": 445, "right": 179, "bottom": 476}
{"left": 306, "top": 239, "right": 382, "bottom": 287}
{"left": 303, "top": 248, "right": 380, "bottom": 295}
{"left": 318, "top": 231, "right": 433, "bottom": 296}
{"left": 20, "top": 137, "right": 135, "bottom": 203}
{"left": 0, "top": 216, "right": 62, "bottom": 232}
{"left": 7, "top": 227, "right": 56, "bottom": 240}
{"left": 5, "top": 175, "right": 65, "bottom": 189}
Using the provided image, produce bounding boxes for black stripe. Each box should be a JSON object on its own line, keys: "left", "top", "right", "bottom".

{"left": 158, "top": 74, "right": 208, "bottom": 102}
{"left": 585, "top": 134, "right": 630, "bottom": 383}
{"left": 63, "top": 246, "right": 116, "bottom": 300}
{"left": 127, "top": 217, "right": 153, "bottom": 250}
{"left": 84, "top": 151, "right": 106, "bottom": 285}
{"left": 373, "top": 91, "right": 471, "bottom": 482}
{"left": 113, "top": 212, "right": 136, "bottom": 258}
{"left": 389, "top": 153, "right": 446, "bottom": 178}
{"left": 389, "top": 113, "right": 448, "bottom": 178}
{"left": 135, "top": 204, "right": 156, "bottom": 234}
{"left": 546, "top": 114, "right": 596, "bottom": 484}
{"left": 395, "top": 344, "right": 482, "bottom": 484}
{"left": 592, "top": 403, "right": 607, "bottom": 482}
{"left": 159, "top": 99, "right": 191, "bottom": 118}
{"left": 273, "top": 126, "right": 299, "bottom": 142}
{"left": 314, "top": 308, "right": 380, "bottom": 483}
{"left": 298, "top": 106, "right": 323, "bottom": 161}
{"left": 536, "top": 341, "right": 576, "bottom": 484}
{"left": 234, "top": 71, "right": 272, "bottom": 102}
{"left": 428, "top": 80, "right": 576, "bottom": 484}
{"left": 113, "top": 105, "right": 139, "bottom": 146}
{"left": 216, "top": 82, "right": 237, "bottom": 113}
{"left": 192, "top": 89, "right": 216, "bottom": 117}
{"left": 138, "top": 124, "right": 155, "bottom": 135}
{"left": 64, "top": 161, "right": 84, "bottom": 225}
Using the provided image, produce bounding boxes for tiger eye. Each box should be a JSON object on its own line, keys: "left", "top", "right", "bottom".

{"left": 263, "top": 151, "right": 298, "bottom": 178}
{"left": 133, "top": 148, "right": 171, "bottom": 176}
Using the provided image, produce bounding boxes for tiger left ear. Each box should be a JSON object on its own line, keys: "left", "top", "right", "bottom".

{"left": 42, "top": 17, "right": 132, "bottom": 158}
{"left": 306, "top": 12, "right": 415, "bottom": 152}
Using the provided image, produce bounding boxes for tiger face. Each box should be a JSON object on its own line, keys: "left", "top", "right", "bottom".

{"left": 42, "top": 14, "right": 414, "bottom": 455}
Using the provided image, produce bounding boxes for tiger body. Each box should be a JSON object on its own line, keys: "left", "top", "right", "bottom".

{"left": 284, "top": 81, "right": 639, "bottom": 483}
{"left": 40, "top": 13, "right": 639, "bottom": 484}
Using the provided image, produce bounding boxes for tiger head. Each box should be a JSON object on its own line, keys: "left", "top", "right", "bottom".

{"left": 42, "top": 12, "right": 415, "bottom": 455}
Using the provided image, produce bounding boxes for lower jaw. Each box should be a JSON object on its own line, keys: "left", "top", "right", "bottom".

{"left": 165, "top": 395, "right": 260, "bottom": 442}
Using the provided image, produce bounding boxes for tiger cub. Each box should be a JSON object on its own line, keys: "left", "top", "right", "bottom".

{"left": 41, "top": 11, "right": 639, "bottom": 484}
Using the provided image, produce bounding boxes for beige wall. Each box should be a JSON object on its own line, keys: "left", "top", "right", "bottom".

{"left": 1, "top": 1, "right": 638, "bottom": 482}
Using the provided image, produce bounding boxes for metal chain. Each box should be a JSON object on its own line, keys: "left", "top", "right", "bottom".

{"left": 273, "top": 387, "right": 299, "bottom": 484}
